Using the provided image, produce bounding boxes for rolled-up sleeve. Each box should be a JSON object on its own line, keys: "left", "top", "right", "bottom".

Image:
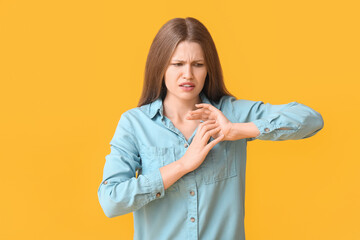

{"left": 97, "top": 111, "right": 165, "bottom": 218}
{"left": 229, "top": 98, "right": 324, "bottom": 141}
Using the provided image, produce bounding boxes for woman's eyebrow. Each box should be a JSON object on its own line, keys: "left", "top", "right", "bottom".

{"left": 172, "top": 59, "right": 204, "bottom": 62}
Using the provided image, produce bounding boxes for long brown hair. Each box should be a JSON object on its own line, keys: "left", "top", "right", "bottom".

{"left": 137, "top": 17, "right": 235, "bottom": 107}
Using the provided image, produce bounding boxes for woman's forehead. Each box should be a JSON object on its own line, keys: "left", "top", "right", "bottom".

{"left": 171, "top": 41, "right": 205, "bottom": 60}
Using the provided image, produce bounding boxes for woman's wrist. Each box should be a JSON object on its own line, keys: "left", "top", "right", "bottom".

{"left": 176, "top": 157, "right": 192, "bottom": 174}
{"left": 227, "top": 122, "right": 260, "bottom": 141}
{"left": 160, "top": 159, "right": 189, "bottom": 190}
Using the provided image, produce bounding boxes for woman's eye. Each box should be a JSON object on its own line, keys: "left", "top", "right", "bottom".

{"left": 172, "top": 63, "right": 204, "bottom": 67}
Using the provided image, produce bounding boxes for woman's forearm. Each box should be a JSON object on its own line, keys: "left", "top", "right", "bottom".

{"left": 159, "top": 122, "right": 261, "bottom": 189}
{"left": 159, "top": 159, "right": 189, "bottom": 190}
{"left": 227, "top": 122, "right": 260, "bottom": 141}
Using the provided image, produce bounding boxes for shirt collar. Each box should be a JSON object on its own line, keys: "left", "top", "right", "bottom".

{"left": 147, "top": 91, "right": 212, "bottom": 119}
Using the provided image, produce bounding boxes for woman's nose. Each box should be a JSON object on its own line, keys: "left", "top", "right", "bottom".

{"left": 183, "top": 64, "right": 193, "bottom": 79}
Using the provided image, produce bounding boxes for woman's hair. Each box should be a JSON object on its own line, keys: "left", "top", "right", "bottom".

{"left": 137, "top": 17, "right": 235, "bottom": 107}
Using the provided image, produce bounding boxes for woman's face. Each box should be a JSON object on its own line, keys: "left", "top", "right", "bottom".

{"left": 164, "top": 41, "right": 207, "bottom": 102}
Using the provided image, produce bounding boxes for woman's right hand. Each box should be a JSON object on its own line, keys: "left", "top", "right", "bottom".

{"left": 179, "top": 119, "right": 224, "bottom": 173}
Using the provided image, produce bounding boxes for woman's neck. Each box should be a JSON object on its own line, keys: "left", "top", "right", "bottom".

{"left": 163, "top": 94, "right": 201, "bottom": 122}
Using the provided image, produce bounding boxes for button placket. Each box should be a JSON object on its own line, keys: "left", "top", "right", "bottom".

{"left": 162, "top": 116, "right": 191, "bottom": 144}
{"left": 186, "top": 180, "right": 198, "bottom": 239}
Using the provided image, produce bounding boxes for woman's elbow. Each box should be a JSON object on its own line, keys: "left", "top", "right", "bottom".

{"left": 97, "top": 186, "right": 128, "bottom": 218}
{"left": 102, "top": 206, "right": 119, "bottom": 219}
{"left": 314, "top": 111, "right": 324, "bottom": 132}
{"left": 302, "top": 111, "right": 324, "bottom": 139}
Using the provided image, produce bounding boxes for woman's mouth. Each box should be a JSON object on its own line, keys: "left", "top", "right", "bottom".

{"left": 179, "top": 82, "right": 195, "bottom": 91}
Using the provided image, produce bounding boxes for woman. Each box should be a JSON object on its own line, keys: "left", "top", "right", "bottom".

{"left": 98, "top": 17, "right": 324, "bottom": 240}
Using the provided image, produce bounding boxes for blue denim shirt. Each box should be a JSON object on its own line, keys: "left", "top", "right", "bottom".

{"left": 97, "top": 92, "right": 324, "bottom": 240}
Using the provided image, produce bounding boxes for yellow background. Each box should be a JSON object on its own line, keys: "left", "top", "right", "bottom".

{"left": 1, "top": 0, "right": 359, "bottom": 239}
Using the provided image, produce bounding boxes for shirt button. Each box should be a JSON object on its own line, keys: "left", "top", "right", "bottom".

{"left": 264, "top": 128, "right": 270, "bottom": 132}
{"left": 184, "top": 143, "right": 188, "bottom": 148}
{"left": 190, "top": 191, "right": 195, "bottom": 196}
{"left": 190, "top": 217, "right": 195, "bottom": 222}
{"left": 156, "top": 192, "right": 161, "bottom": 198}
{"left": 103, "top": 180, "right": 108, "bottom": 185}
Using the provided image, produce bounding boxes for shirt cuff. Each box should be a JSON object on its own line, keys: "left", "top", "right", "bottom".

{"left": 143, "top": 168, "right": 165, "bottom": 201}
{"left": 248, "top": 119, "right": 274, "bottom": 140}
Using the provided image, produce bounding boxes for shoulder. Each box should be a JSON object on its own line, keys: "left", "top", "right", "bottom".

{"left": 115, "top": 107, "right": 147, "bottom": 127}
{"left": 122, "top": 107, "right": 143, "bottom": 117}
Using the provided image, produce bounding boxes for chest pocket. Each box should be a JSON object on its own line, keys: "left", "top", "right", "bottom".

{"left": 196, "top": 141, "right": 237, "bottom": 184}
{"left": 139, "top": 145, "right": 179, "bottom": 192}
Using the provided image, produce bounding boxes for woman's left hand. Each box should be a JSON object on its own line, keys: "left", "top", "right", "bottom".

{"left": 186, "top": 103, "right": 233, "bottom": 141}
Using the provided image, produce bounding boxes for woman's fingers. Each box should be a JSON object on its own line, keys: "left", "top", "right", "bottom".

{"left": 205, "top": 126, "right": 222, "bottom": 139}
{"left": 205, "top": 133, "right": 224, "bottom": 152}
{"left": 187, "top": 105, "right": 216, "bottom": 120}
{"left": 193, "top": 120, "right": 213, "bottom": 142}
{"left": 201, "top": 119, "right": 216, "bottom": 124}
{"left": 186, "top": 110, "right": 210, "bottom": 120}
{"left": 201, "top": 126, "right": 221, "bottom": 142}
{"left": 189, "top": 108, "right": 211, "bottom": 115}
{"left": 195, "top": 103, "right": 219, "bottom": 113}
{"left": 198, "top": 121, "right": 219, "bottom": 137}
{"left": 187, "top": 113, "right": 210, "bottom": 120}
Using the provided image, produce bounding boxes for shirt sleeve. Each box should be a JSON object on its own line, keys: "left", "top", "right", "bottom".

{"left": 97, "top": 111, "right": 165, "bottom": 218}
{"left": 230, "top": 99, "right": 324, "bottom": 141}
